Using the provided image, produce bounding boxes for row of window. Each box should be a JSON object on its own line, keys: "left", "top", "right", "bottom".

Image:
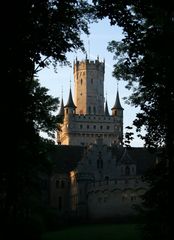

{"left": 77, "top": 115, "right": 112, "bottom": 120}
{"left": 80, "top": 124, "right": 111, "bottom": 130}
{"left": 78, "top": 77, "right": 102, "bottom": 85}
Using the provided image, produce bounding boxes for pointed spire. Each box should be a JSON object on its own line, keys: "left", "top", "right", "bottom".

{"left": 111, "top": 90, "right": 124, "bottom": 110}
{"left": 58, "top": 98, "right": 64, "bottom": 116}
{"left": 64, "top": 88, "right": 76, "bottom": 109}
{"left": 104, "top": 100, "right": 110, "bottom": 116}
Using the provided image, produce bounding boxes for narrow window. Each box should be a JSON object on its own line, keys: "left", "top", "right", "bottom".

{"left": 61, "top": 180, "right": 64, "bottom": 188}
{"left": 93, "top": 106, "right": 96, "bottom": 114}
{"left": 125, "top": 166, "right": 130, "bottom": 176}
{"left": 58, "top": 196, "right": 62, "bottom": 210}
{"left": 105, "top": 176, "right": 109, "bottom": 184}
{"left": 88, "top": 106, "right": 91, "bottom": 114}
{"left": 56, "top": 180, "right": 59, "bottom": 188}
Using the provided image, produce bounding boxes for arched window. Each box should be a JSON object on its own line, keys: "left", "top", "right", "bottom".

{"left": 81, "top": 79, "right": 83, "bottom": 85}
{"left": 125, "top": 166, "right": 130, "bottom": 176}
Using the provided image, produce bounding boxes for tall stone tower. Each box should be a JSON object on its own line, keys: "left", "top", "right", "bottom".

{"left": 74, "top": 56, "right": 105, "bottom": 115}
{"left": 57, "top": 57, "right": 124, "bottom": 146}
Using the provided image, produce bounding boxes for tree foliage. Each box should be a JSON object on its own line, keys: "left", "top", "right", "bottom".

{"left": 93, "top": 0, "right": 174, "bottom": 239}
{"left": 2, "top": 0, "right": 93, "bottom": 238}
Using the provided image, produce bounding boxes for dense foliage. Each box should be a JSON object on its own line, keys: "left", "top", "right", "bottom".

{"left": 2, "top": 0, "right": 93, "bottom": 239}
{"left": 93, "top": 0, "right": 174, "bottom": 239}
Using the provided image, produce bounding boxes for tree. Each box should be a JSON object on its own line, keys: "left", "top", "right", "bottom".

{"left": 93, "top": 0, "right": 174, "bottom": 239}
{"left": 2, "top": 1, "right": 93, "bottom": 238}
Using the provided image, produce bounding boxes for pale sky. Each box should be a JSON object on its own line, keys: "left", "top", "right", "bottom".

{"left": 38, "top": 18, "right": 145, "bottom": 147}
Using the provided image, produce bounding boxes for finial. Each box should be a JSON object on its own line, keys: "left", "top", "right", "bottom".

{"left": 69, "top": 71, "right": 72, "bottom": 89}
{"left": 117, "top": 80, "right": 119, "bottom": 91}
{"left": 61, "top": 85, "right": 63, "bottom": 98}
{"left": 88, "top": 37, "right": 90, "bottom": 60}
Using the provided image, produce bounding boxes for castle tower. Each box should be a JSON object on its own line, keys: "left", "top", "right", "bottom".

{"left": 57, "top": 57, "right": 124, "bottom": 146}
{"left": 74, "top": 57, "right": 105, "bottom": 115}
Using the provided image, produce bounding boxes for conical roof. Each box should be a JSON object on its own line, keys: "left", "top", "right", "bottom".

{"left": 58, "top": 98, "right": 64, "bottom": 116}
{"left": 111, "top": 90, "right": 123, "bottom": 110}
{"left": 104, "top": 100, "right": 110, "bottom": 116}
{"left": 64, "top": 88, "right": 76, "bottom": 109}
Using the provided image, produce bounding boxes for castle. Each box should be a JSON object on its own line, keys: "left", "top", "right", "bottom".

{"left": 49, "top": 57, "right": 155, "bottom": 220}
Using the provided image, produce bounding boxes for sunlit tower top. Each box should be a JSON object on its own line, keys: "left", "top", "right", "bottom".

{"left": 74, "top": 57, "right": 105, "bottom": 115}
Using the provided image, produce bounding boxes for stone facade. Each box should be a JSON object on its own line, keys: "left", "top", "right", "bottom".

{"left": 50, "top": 143, "right": 155, "bottom": 220}
{"left": 51, "top": 57, "right": 155, "bottom": 220}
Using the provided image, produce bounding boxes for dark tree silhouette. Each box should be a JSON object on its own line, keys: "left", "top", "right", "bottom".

{"left": 93, "top": 0, "right": 174, "bottom": 239}
{"left": 2, "top": 1, "right": 93, "bottom": 239}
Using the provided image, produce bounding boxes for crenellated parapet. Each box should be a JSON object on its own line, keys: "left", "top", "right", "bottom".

{"left": 74, "top": 58, "right": 105, "bottom": 74}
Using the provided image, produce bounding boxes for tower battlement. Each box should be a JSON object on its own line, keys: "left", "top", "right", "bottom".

{"left": 74, "top": 58, "right": 105, "bottom": 73}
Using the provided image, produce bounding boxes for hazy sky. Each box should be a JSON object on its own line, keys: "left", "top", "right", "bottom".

{"left": 38, "top": 18, "right": 145, "bottom": 147}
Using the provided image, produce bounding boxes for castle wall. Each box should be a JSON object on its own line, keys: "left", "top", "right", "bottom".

{"left": 58, "top": 114, "right": 123, "bottom": 146}
{"left": 50, "top": 173, "right": 70, "bottom": 215}
{"left": 87, "top": 179, "right": 147, "bottom": 219}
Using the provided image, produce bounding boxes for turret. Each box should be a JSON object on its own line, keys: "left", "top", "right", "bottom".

{"left": 104, "top": 100, "right": 110, "bottom": 116}
{"left": 58, "top": 98, "right": 64, "bottom": 116}
{"left": 64, "top": 88, "right": 76, "bottom": 116}
{"left": 111, "top": 90, "right": 124, "bottom": 117}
